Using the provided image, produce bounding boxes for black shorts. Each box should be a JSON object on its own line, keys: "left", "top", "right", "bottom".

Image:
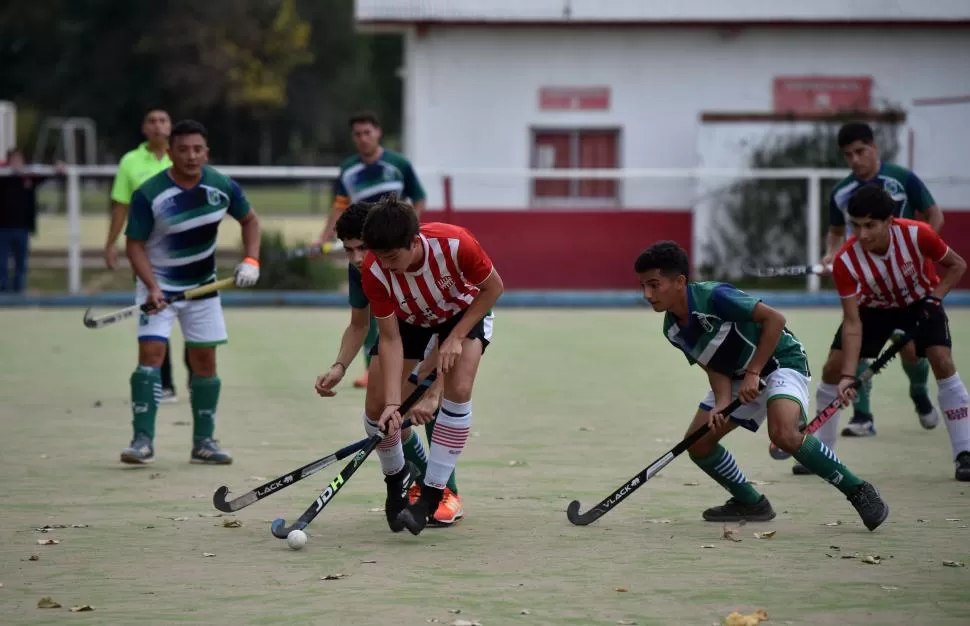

{"left": 369, "top": 310, "right": 493, "bottom": 361}
{"left": 830, "top": 301, "right": 951, "bottom": 359}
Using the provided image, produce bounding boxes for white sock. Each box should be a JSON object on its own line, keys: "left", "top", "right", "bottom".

{"left": 363, "top": 414, "right": 404, "bottom": 475}
{"left": 426, "top": 398, "right": 471, "bottom": 489}
{"left": 814, "top": 382, "right": 842, "bottom": 450}
{"left": 938, "top": 374, "right": 970, "bottom": 460}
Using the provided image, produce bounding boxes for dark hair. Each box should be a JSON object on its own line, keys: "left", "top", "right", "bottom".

{"left": 837, "top": 122, "right": 874, "bottom": 149}
{"left": 170, "top": 119, "right": 208, "bottom": 143}
{"left": 335, "top": 202, "right": 373, "bottom": 242}
{"left": 348, "top": 111, "right": 380, "bottom": 129}
{"left": 361, "top": 194, "right": 419, "bottom": 252}
{"left": 144, "top": 108, "right": 170, "bottom": 121}
{"left": 847, "top": 185, "right": 895, "bottom": 221}
{"left": 633, "top": 240, "right": 690, "bottom": 280}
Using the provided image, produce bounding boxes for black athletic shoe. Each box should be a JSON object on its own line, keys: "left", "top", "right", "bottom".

{"left": 842, "top": 412, "right": 877, "bottom": 437}
{"left": 846, "top": 482, "right": 889, "bottom": 531}
{"left": 702, "top": 495, "right": 776, "bottom": 522}
{"left": 792, "top": 463, "right": 813, "bottom": 475}
{"left": 397, "top": 485, "right": 444, "bottom": 536}
{"left": 384, "top": 462, "right": 417, "bottom": 533}
{"left": 955, "top": 452, "right": 970, "bottom": 482}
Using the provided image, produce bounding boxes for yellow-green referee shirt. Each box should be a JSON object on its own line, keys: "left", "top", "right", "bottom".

{"left": 110, "top": 142, "right": 171, "bottom": 204}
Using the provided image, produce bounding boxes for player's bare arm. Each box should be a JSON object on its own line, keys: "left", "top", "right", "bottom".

{"left": 741, "top": 303, "right": 786, "bottom": 402}
{"left": 105, "top": 201, "right": 129, "bottom": 268}
{"left": 922, "top": 204, "right": 945, "bottom": 233}
{"left": 438, "top": 269, "right": 505, "bottom": 374}
{"left": 823, "top": 225, "right": 846, "bottom": 265}
{"left": 315, "top": 305, "right": 372, "bottom": 397}
{"left": 932, "top": 247, "right": 967, "bottom": 300}
{"left": 837, "top": 294, "right": 864, "bottom": 404}
{"left": 125, "top": 238, "right": 165, "bottom": 311}
{"left": 702, "top": 365, "right": 734, "bottom": 430}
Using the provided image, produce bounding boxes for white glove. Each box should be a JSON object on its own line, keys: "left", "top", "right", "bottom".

{"left": 234, "top": 258, "right": 260, "bottom": 288}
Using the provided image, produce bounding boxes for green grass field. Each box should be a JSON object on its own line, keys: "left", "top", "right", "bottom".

{"left": 1, "top": 308, "right": 969, "bottom": 625}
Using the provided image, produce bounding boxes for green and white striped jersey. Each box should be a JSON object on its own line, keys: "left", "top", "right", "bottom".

{"left": 662, "top": 282, "right": 809, "bottom": 378}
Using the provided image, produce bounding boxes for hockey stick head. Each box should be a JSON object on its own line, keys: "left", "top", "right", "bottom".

{"left": 82, "top": 308, "right": 99, "bottom": 328}
{"left": 271, "top": 517, "right": 305, "bottom": 539}
{"left": 566, "top": 499, "right": 606, "bottom": 526}
{"left": 212, "top": 486, "right": 234, "bottom": 513}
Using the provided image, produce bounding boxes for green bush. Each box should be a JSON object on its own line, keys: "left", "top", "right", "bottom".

{"left": 253, "top": 230, "right": 345, "bottom": 291}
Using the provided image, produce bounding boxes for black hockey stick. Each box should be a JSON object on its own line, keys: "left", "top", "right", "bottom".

{"left": 82, "top": 277, "right": 235, "bottom": 329}
{"left": 270, "top": 371, "right": 435, "bottom": 538}
{"left": 769, "top": 330, "right": 911, "bottom": 460}
{"left": 213, "top": 418, "right": 412, "bottom": 512}
{"left": 741, "top": 262, "right": 832, "bottom": 278}
{"left": 566, "top": 381, "right": 764, "bottom": 526}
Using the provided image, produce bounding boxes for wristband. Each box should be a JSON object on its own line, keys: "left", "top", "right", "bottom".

{"left": 242, "top": 256, "right": 260, "bottom": 267}
{"left": 744, "top": 368, "right": 760, "bottom": 377}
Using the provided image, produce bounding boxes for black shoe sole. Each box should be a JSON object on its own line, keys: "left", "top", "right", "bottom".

{"left": 397, "top": 508, "right": 427, "bottom": 536}
{"left": 120, "top": 454, "right": 154, "bottom": 465}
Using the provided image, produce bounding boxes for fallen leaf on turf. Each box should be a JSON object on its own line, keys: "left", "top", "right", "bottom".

{"left": 222, "top": 519, "right": 242, "bottom": 528}
{"left": 321, "top": 574, "right": 346, "bottom": 580}
{"left": 701, "top": 544, "right": 716, "bottom": 549}
{"left": 723, "top": 609, "right": 768, "bottom": 626}
{"left": 943, "top": 560, "right": 965, "bottom": 567}
{"left": 145, "top": 525, "right": 155, "bottom": 529}
{"left": 249, "top": 476, "right": 267, "bottom": 481}
{"left": 449, "top": 609, "right": 462, "bottom": 614}
{"left": 508, "top": 460, "right": 526, "bottom": 466}
{"left": 37, "top": 597, "right": 61, "bottom": 609}
{"left": 750, "top": 480, "right": 773, "bottom": 486}
{"left": 26, "top": 555, "right": 39, "bottom": 561}
{"left": 171, "top": 517, "right": 188, "bottom": 522}
{"left": 945, "top": 518, "right": 961, "bottom": 522}
{"left": 615, "top": 587, "right": 627, "bottom": 592}
{"left": 617, "top": 621, "right": 637, "bottom": 625}
{"left": 881, "top": 586, "right": 899, "bottom": 591}
{"left": 202, "top": 552, "right": 216, "bottom": 557}
{"left": 862, "top": 555, "right": 881, "bottom": 564}
{"left": 70, "top": 605, "right": 95, "bottom": 612}
{"left": 368, "top": 508, "right": 384, "bottom": 512}
{"left": 149, "top": 473, "right": 162, "bottom": 480}
{"left": 450, "top": 620, "right": 481, "bottom": 626}
{"left": 361, "top": 560, "right": 377, "bottom": 564}
{"left": 824, "top": 520, "right": 843, "bottom": 526}
{"left": 722, "top": 525, "right": 742, "bottom": 542}
{"left": 36, "top": 539, "right": 59, "bottom": 545}
{"left": 172, "top": 420, "right": 190, "bottom": 426}
{"left": 829, "top": 545, "right": 840, "bottom": 550}
{"left": 70, "top": 524, "right": 88, "bottom": 528}
{"left": 578, "top": 426, "right": 593, "bottom": 431}
{"left": 520, "top": 609, "right": 531, "bottom": 615}
{"left": 752, "top": 531, "right": 776, "bottom": 540}
{"left": 199, "top": 513, "right": 223, "bottom": 518}
{"left": 917, "top": 518, "right": 929, "bottom": 523}
{"left": 647, "top": 519, "right": 672, "bottom": 524}
{"left": 683, "top": 481, "right": 700, "bottom": 486}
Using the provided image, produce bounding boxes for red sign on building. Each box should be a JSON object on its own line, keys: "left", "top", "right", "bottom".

{"left": 773, "top": 76, "right": 872, "bottom": 113}
{"left": 539, "top": 86, "right": 611, "bottom": 111}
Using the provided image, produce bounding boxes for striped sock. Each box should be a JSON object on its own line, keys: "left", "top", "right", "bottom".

{"left": 426, "top": 398, "right": 471, "bottom": 489}
{"left": 692, "top": 445, "right": 762, "bottom": 505}
{"left": 363, "top": 414, "right": 404, "bottom": 475}
{"left": 793, "top": 435, "right": 863, "bottom": 495}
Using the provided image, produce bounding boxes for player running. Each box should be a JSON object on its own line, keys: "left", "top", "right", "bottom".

{"left": 313, "top": 201, "right": 465, "bottom": 526}
{"left": 120, "top": 120, "right": 261, "bottom": 465}
{"left": 822, "top": 122, "right": 945, "bottom": 439}
{"left": 636, "top": 240, "right": 888, "bottom": 530}
{"left": 360, "top": 195, "right": 502, "bottom": 536}
{"left": 831, "top": 186, "right": 969, "bottom": 481}
{"left": 315, "top": 112, "right": 428, "bottom": 390}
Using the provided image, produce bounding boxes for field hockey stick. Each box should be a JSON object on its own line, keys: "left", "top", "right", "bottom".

{"left": 741, "top": 262, "right": 833, "bottom": 278}
{"left": 82, "top": 277, "right": 236, "bottom": 329}
{"left": 769, "top": 330, "right": 912, "bottom": 460}
{"left": 566, "top": 381, "right": 765, "bottom": 527}
{"left": 284, "top": 240, "right": 344, "bottom": 260}
{"left": 270, "top": 371, "right": 436, "bottom": 539}
{"left": 213, "top": 420, "right": 415, "bottom": 513}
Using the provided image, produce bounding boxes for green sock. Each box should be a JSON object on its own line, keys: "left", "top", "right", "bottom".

{"left": 903, "top": 358, "right": 930, "bottom": 398}
{"left": 852, "top": 360, "right": 873, "bottom": 415}
{"left": 402, "top": 429, "right": 429, "bottom": 476}
{"left": 190, "top": 376, "right": 221, "bottom": 443}
{"left": 130, "top": 366, "right": 161, "bottom": 439}
{"left": 793, "top": 435, "right": 864, "bottom": 495}
{"left": 425, "top": 416, "right": 459, "bottom": 494}
{"left": 691, "top": 445, "right": 761, "bottom": 505}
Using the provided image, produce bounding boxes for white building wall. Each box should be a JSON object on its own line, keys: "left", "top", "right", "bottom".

{"left": 403, "top": 26, "right": 970, "bottom": 210}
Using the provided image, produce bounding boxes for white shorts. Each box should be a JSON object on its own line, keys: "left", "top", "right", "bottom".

{"left": 135, "top": 282, "right": 228, "bottom": 346}
{"left": 698, "top": 368, "right": 811, "bottom": 432}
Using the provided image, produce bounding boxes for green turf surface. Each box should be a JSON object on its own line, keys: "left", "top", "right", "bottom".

{"left": 1, "top": 309, "right": 968, "bottom": 625}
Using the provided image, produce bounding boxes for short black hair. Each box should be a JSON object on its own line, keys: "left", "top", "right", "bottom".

{"left": 634, "top": 240, "right": 690, "bottom": 280}
{"left": 847, "top": 185, "right": 895, "bottom": 221}
{"left": 170, "top": 119, "right": 208, "bottom": 143}
{"left": 837, "top": 122, "right": 874, "bottom": 149}
{"left": 361, "top": 194, "right": 419, "bottom": 252}
{"left": 348, "top": 111, "right": 380, "bottom": 128}
{"left": 144, "top": 108, "right": 169, "bottom": 120}
{"left": 335, "top": 202, "right": 373, "bottom": 242}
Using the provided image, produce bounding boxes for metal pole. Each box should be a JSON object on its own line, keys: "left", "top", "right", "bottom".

{"left": 807, "top": 174, "right": 821, "bottom": 293}
{"left": 67, "top": 166, "right": 82, "bottom": 294}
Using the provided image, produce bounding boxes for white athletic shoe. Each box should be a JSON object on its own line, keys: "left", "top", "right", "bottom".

{"left": 159, "top": 388, "right": 178, "bottom": 404}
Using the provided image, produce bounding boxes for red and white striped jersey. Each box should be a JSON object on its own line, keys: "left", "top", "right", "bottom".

{"left": 833, "top": 218, "right": 949, "bottom": 309}
{"left": 362, "top": 222, "right": 494, "bottom": 327}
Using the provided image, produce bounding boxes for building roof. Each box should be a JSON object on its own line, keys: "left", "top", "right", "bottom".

{"left": 356, "top": 0, "right": 970, "bottom": 27}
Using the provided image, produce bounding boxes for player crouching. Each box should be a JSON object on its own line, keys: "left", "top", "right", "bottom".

{"left": 361, "top": 195, "right": 503, "bottom": 535}
{"left": 831, "top": 186, "right": 970, "bottom": 481}
{"left": 636, "top": 241, "right": 888, "bottom": 530}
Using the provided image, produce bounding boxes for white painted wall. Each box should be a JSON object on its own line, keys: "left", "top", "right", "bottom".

{"left": 402, "top": 26, "right": 970, "bottom": 211}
